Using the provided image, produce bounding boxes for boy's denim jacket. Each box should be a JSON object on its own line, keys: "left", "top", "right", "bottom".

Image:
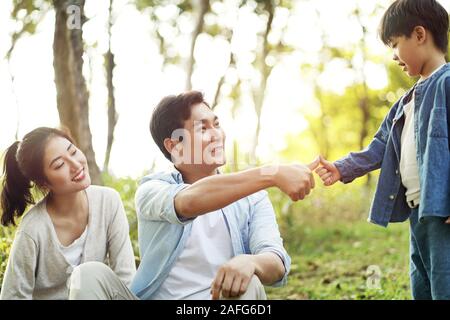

{"left": 334, "top": 63, "right": 450, "bottom": 227}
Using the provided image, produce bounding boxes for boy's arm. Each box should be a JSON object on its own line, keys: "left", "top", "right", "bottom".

{"left": 331, "top": 100, "right": 401, "bottom": 184}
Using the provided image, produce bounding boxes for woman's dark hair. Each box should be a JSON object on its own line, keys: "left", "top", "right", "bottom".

{"left": 150, "top": 90, "right": 210, "bottom": 161}
{"left": 379, "top": 0, "right": 449, "bottom": 53}
{"left": 1, "top": 127, "right": 74, "bottom": 226}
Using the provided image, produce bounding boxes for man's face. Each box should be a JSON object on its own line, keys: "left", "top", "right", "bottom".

{"left": 171, "top": 103, "right": 226, "bottom": 169}
{"left": 390, "top": 33, "right": 425, "bottom": 77}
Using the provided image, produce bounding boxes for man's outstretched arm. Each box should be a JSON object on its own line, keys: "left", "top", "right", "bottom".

{"left": 175, "top": 161, "right": 319, "bottom": 219}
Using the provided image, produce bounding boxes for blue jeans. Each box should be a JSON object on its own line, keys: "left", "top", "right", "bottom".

{"left": 409, "top": 207, "right": 450, "bottom": 299}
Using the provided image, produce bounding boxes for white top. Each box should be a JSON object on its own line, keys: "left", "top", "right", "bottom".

{"left": 58, "top": 226, "right": 88, "bottom": 266}
{"left": 400, "top": 93, "right": 420, "bottom": 204}
{"left": 399, "top": 63, "right": 446, "bottom": 205}
{"left": 153, "top": 210, "right": 234, "bottom": 300}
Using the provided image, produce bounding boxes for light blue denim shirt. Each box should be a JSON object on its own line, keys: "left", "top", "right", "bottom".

{"left": 335, "top": 64, "right": 450, "bottom": 227}
{"left": 129, "top": 169, "right": 291, "bottom": 300}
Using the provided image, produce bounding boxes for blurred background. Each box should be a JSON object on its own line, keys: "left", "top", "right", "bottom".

{"left": 1, "top": 0, "right": 449, "bottom": 299}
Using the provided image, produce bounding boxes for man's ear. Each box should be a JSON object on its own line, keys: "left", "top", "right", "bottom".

{"left": 414, "top": 26, "right": 427, "bottom": 44}
{"left": 163, "top": 138, "right": 180, "bottom": 157}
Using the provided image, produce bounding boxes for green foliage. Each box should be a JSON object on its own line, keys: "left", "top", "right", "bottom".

{"left": 268, "top": 179, "right": 376, "bottom": 242}
{"left": 7, "top": 0, "right": 51, "bottom": 59}
{"left": 265, "top": 181, "right": 411, "bottom": 300}
{"left": 266, "top": 220, "right": 410, "bottom": 300}
{"left": 0, "top": 227, "right": 15, "bottom": 290}
{"left": 135, "top": 0, "right": 191, "bottom": 11}
{"left": 102, "top": 174, "right": 141, "bottom": 265}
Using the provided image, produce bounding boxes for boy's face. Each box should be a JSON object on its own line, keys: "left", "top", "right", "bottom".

{"left": 390, "top": 34, "right": 425, "bottom": 77}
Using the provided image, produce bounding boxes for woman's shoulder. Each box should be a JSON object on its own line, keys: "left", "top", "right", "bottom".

{"left": 86, "top": 185, "right": 121, "bottom": 201}
{"left": 17, "top": 198, "right": 49, "bottom": 239}
{"left": 86, "top": 185, "right": 125, "bottom": 221}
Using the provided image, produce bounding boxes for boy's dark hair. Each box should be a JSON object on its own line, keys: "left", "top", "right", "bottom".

{"left": 150, "top": 91, "right": 210, "bottom": 161}
{"left": 379, "top": 0, "right": 449, "bottom": 53}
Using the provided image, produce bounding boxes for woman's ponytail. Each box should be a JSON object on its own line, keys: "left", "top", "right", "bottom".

{"left": 1, "top": 141, "right": 34, "bottom": 226}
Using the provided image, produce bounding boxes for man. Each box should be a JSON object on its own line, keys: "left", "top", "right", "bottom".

{"left": 68, "top": 91, "right": 318, "bottom": 300}
{"left": 130, "top": 91, "right": 318, "bottom": 300}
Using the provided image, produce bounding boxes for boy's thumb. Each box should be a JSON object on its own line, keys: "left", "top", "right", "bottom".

{"left": 319, "top": 155, "right": 332, "bottom": 168}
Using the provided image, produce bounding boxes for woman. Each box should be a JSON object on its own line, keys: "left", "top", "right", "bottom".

{"left": 0, "top": 127, "right": 136, "bottom": 299}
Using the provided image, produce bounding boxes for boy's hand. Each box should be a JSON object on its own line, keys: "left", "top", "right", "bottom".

{"left": 445, "top": 217, "right": 450, "bottom": 224}
{"left": 315, "top": 155, "right": 341, "bottom": 186}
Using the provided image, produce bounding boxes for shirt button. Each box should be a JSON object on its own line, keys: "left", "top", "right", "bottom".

{"left": 389, "top": 195, "right": 395, "bottom": 200}
{"left": 395, "top": 170, "right": 399, "bottom": 175}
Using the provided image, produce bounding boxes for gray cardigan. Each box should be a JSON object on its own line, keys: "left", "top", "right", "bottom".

{"left": 0, "top": 185, "right": 136, "bottom": 300}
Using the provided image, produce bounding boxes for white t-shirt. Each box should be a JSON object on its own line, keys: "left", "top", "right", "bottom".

{"left": 153, "top": 210, "right": 234, "bottom": 300}
{"left": 58, "top": 226, "right": 88, "bottom": 267}
{"left": 400, "top": 93, "right": 420, "bottom": 204}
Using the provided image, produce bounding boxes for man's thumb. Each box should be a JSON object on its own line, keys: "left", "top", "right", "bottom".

{"left": 307, "top": 156, "right": 320, "bottom": 170}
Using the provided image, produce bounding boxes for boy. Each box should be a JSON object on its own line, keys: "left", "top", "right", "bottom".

{"left": 316, "top": 0, "right": 450, "bottom": 299}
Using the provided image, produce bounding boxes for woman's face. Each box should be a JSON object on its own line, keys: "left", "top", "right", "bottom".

{"left": 42, "top": 136, "right": 91, "bottom": 195}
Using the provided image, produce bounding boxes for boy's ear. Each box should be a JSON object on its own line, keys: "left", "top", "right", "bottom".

{"left": 413, "top": 26, "right": 427, "bottom": 44}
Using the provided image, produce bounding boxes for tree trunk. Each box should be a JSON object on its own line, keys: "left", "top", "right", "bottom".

{"left": 250, "top": 1, "right": 274, "bottom": 163}
{"left": 103, "top": 0, "right": 118, "bottom": 174}
{"left": 211, "top": 32, "right": 235, "bottom": 110}
{"left": 53, "top": 0, "right": 103, "bottom": 185}
{"left": 185, "top": 0, "right": 209, "bottom": 91}
{"left": 231, "top": 78, "right": 242, "bottom": 171}
{"left": 211, "top": 75, "right": 225, "bottom": 110}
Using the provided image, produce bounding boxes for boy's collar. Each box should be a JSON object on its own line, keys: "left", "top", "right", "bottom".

{"left": 416, "top": 62, "right": 449, "bottom": 88}
{"left": 398, "top": 62, "right": 449, "bottom": 108}
{"left": 418, "top": 63, "right": 447, "bottom": 83}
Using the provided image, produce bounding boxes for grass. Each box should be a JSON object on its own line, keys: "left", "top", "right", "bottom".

{"left": 266, "top": 220, "right": 411, "bottom": 300}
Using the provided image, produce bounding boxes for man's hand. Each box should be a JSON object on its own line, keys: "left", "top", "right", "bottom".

{"left": 445, "top": 217, "right": 450, "bottom": 224}
{"left": 272, "top": 158, "right": 320, "bottom": 201}
{"left": 315, "top": 155, "right": 341, "bottom": 186}
{"left": 211, "top": 255, "right": 256, "bottom": 300}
